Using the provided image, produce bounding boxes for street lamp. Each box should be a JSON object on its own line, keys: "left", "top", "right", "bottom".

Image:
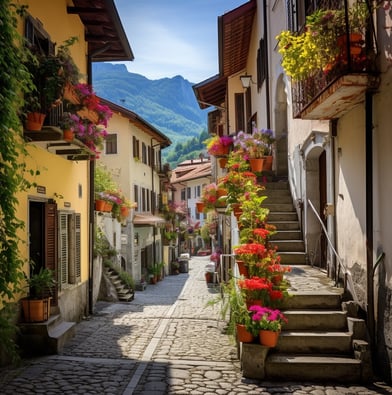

{"left": 240, "top": 74, "right": 255, "bottom": 89}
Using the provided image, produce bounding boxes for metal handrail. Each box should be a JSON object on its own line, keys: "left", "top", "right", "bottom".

{"left": 307, "top": 198, "right": 358, "bottom": 303}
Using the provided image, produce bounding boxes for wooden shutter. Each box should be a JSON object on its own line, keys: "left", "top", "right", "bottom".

{"left": 45, "top": 202, "right": 58, "bottom": 304}
{"left": 69, "top": 213, "right": 81, "bottom": 284}
{"left": 58, "top": 212, "right": 68, "bottom": 289}
{"left": 235, "top": 93, "right": 245, "bottom": 132}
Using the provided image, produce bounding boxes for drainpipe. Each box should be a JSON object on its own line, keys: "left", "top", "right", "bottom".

{"left": 330, "top": 120, "right": 338, "bottom": 282}
{"left": 365, "top": 91, "right": 375, "bottom": 349}
{"left": 87, "top": 45, "right": 111, "bottom": 315}
{"left": 263, "top": 0, "right": 271, "bottom": 129}
{"left": 87, "top": 56, "right": 94, "bottom": 316}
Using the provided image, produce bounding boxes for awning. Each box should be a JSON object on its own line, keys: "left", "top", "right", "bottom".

{"left": 133, "top": 214, "right": 166, "bottom": 226}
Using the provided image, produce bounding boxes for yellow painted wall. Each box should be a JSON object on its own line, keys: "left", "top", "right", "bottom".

{"left": 16, "top": 145, "right": 90, "bottom": 281}
{"left": 15, "top": 1, "right": 91, "bottom": 291}
{"left": 19, "top": 1, "right": 87, "bottom": 79}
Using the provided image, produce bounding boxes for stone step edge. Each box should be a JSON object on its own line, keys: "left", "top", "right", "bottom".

{"left": 266, "top": 354, "right": 361, "bottom": 364}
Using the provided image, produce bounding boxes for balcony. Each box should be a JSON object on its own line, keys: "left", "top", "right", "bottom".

{"left": 24, "top": 106, "right": 94, "bottom": 161}
{"left": 286, "top": 2, "right": 380, "bottom": 120}
{"left": 292, "top": 58, "right": 379, "bottom": 120}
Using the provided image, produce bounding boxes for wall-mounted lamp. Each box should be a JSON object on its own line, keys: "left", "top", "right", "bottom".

{"left": 240, "top": 74, "right": 255, "bottom": 89}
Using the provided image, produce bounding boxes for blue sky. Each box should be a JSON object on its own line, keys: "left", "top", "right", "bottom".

{"left": 114, "top": 0, "right": 246, "bottom": 83}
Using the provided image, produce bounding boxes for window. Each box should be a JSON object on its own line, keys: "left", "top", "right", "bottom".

{"left": 195, "top": 185, "right": 201, "bottom": 198}
{"left": 133, "top": 136, "right": 140, "bottom": 159}
{"left": 141, "top": 188, "right": 146, "bottom": 211}
{"left": 58, "top": 212, "right": 81, "bottom": 289}
{"left": 187, "top": 187, "right": 191, "bottom": 199}
{"left": 142, "top": 142, "right": 147, "bottom": 164}
{"left": 134, "top": 185, "right": 139, "bottom": 210}
{"left": 246, "top": 89, "right": 252, "bottom": 133}
{"left": 235, "top": 93, "right": 245, "bottom": 132}
{"left": 181, "top": 188, "right": 186, "bottom": 201}
{"left": 105, "top": 134, "right": 117, "bottom": 154}
{"left": 257, "top": 39, "right": 267, "bottom": 89}
{"left": 25, "top": 15, "right": 54, "bottom": 56}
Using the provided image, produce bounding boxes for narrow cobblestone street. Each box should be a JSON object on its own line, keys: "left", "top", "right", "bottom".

{"left": 1, "top": 256, "right": 392, "bottom": 394}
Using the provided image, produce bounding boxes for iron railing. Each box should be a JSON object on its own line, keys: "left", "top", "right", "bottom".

{"left": 292, "top": 0, "right": 377, "bottom": 118}
{"left": 307, "top": 198, "right": 359, "bottom": 302}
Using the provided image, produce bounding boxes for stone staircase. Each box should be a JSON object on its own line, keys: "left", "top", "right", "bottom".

{"left": 261, "top": 180, "right": 307, "bottom": 265}
{"left": 240, "top": 180, "right": 373, "bottom": 382}
{"left": 104, "top": 267, "right": 134, "bottom": 302}
{"left": 18, "top": 312, "right": 76, "bottom": 356}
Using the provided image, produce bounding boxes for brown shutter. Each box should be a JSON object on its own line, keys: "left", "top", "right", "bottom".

{"left": 69, "top": 213, "right": 81, "bottom": 284}
{"left": 58, "top": 212, "right": 68, "bottom": 289}
{"left": 45, "top": 202, "right": 58, "bottom": 304}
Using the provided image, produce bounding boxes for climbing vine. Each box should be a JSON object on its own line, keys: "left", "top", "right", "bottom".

{"left": 0, "top": 1, "right": 36, "bottom": 363}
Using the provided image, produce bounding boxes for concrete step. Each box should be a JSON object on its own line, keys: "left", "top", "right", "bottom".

{"left": 269, "top": 221, "right": 300, "bottom": 231}
{"left": 268, "top": 212, "right": 298, "bottom": 221}
{"left": 263, "top": 196, "right": 293, "bottom": 205}
{"left": 264, "top": 181, "right": 289, "bottom": 190}
{"left": 273, "top": 240, "right": 305, "bottom": 252}
{"left": 276, "top": 331, "right": 352, "bottom": 354}
{"left": 265, "top": 354, "right": 361, "bottom": 382}
{"left": 283, "top": 310, "right": 347, "bottom": 330}
{"left": 282, "top": 292, "right": 342, "bottom": 309}
{"left": 278, "top": 251, "right": 307, "bottom": 264}
{"left": 48, "top": 321, "right": 76, "bottom": 353}
{"left": 271, "top": 230, "right": 302, "bottom": 240}
{"left": 18, "top": 315, "right": 76, "bottom": 355}
{"left": 263, "top": 203, "right": 295, "bottom": 212}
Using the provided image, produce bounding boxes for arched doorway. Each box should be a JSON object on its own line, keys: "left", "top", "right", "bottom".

{"left": 274, "top": 74, "right": 288, "bottom": 177}
{"left": 304, "top": 137, "right": 328, "bottom": 269}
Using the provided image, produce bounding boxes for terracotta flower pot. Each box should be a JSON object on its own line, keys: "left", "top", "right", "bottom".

{"left": 249, "top": 158, "right": 264, "bottom": 172}
{"left": 63, "top": 129, "right": 74, "bottom": 142}
{"left": 236, "top": 260, "right": 249, "bottom": 277}
{"left": 104, "top": 202, "right": 113, "bottom": 212}
{"left": 263, "top": 155, "right": 273, "bottom": 171}
{"left": 196, "top": 202, "right": 205, "bottom": 213}
{"left": 236, "top": 324, "right": 254, "bottom": 343}
{"left": 25, "top": 112, "right": 46, "bottom": 131}
{"left": 259, "top": 330, "right": 280, "bottom": 347}
{"left": 95, "top": 199, "right": 106, "bottom": 212}
{"left": 120, "top": 206, "right": 130, "bottom": 217}
{"left": 219, "top": 157, "right": 228, "bottom": 168}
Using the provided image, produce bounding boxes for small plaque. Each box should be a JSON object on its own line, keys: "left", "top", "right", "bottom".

{"left": 36, "top": 185, "right": 46, "bottom": 194}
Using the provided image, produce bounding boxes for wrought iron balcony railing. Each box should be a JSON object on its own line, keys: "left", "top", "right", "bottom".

{"left": 291, "top": 0, "right": 379, "bottom": 119}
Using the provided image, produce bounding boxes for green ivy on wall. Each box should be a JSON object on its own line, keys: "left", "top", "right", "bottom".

{"left": 0, "top": 1, "right": 38, "bottom": 364}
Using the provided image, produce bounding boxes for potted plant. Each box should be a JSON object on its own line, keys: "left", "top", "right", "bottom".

{"left": 58, "top": 111, "right": 80, "bottom": 141}
{"left": 276, "top": 1, "right": 371, "bottom": 81}
{"left": 23, "top": 37, "right": 80, "bottom": 130}
{"left": 220, "top": 278, "right": 254, "bottom": 343}
{"left": 248, "top": 305, "right": 288, "bottom": 347}
{"left": 21, "top": 267, "right": 56, "bottom": 322}
{"left": 237, "top": 276, "right": 274, "bottom": 309}
{"left": 205, "top": 135, "right": 233, "bottom": 156}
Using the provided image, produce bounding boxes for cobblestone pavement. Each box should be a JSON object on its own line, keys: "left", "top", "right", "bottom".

{"left": 1, "top": 257, "right": 392, "bottom": 394}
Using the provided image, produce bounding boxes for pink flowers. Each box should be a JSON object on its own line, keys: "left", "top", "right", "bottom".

{"left": 62, "top": 83, "right": 113, "bottom": 157}
{"left": 248, "top": 305, "right": 288, "bottom": 332}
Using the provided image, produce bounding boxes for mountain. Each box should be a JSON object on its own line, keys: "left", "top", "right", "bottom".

{"left": 92, "top": 63, "right": 210, "bottom": 162}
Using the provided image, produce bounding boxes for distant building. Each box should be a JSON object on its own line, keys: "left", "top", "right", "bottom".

{"left": 171, "top": 157, "right": 212, "bottom": 226}
{"left": 98, "top": 99, "right": 171, "bottom": 285}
